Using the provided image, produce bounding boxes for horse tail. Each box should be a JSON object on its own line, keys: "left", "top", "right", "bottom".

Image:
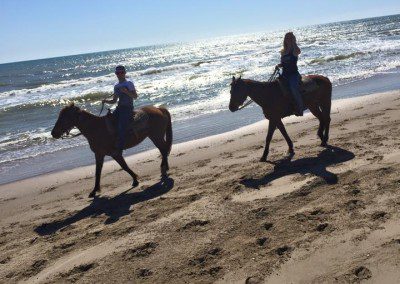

{"left": 159, "top": 107, "right": 173, "bottom": 155}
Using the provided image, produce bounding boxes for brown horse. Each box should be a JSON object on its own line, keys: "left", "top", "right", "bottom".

{"left": 51, "top": 103, "right": 172, "bottom": 197}
{"left": 229, "top": 75, "right": 332, "bottom": 161}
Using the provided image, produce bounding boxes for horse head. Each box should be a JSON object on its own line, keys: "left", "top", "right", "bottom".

{"left": 51, "top": 102, "right": 81, "bottom": 139}
{"left": 229, "top": 76, "right": 247, "bottom": 112}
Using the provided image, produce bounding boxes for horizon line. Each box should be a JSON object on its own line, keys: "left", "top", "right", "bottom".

{"left": 1, "top": 12, "right": 398, "bottom": 66}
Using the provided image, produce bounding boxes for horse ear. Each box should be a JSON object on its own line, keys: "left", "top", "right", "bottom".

{"left": 232, "top": 76, "right": 236, "bottom": 82}
{"left": 239, "top": 75, "right": 242, "bottom": 80}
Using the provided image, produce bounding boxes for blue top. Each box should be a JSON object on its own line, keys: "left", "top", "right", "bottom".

{"left": 281, "top": 52, "right": 299, "bottom": 76}
{"left": 114, "top": 80, "right": 135, "bottom": 108}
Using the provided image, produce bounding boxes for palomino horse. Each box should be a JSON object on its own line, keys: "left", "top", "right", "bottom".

{"left": 229, "top": 75, "right": 332, "bottom": 161}
{"left": 51, "top": 103, "right": 172, "bottom": 197}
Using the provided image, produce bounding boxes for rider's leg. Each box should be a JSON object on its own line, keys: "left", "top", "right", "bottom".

{"left": 288, "top": 73, "right": 304, "bottom": 116}
{"left": 117, "top": 107, "right": 131, "bottom": 151}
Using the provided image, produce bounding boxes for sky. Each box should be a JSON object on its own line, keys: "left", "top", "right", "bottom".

{"left": 0, "top": 0, "right": 399, "bottom": 64}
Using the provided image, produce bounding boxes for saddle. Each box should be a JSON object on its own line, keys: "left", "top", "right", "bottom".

{"left": 277, "top": 75, "right": 318, "bottom": 98}
{"left": 105, "top": 108, "right": 149, "bottom": 137}
{"left": 277, "top": 75, "right": 318, "bottom": 115}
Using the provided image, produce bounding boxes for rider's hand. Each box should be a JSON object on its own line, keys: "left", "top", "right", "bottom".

{"left": 120, "top": 87, "right": 129, "bottom": 94}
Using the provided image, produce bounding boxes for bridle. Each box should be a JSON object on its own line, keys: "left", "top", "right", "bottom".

{"left": 236, "top": 68, "right": 280, "bottom": 111}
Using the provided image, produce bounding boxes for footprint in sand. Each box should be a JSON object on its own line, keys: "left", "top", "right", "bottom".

{"left": 246, "top": 276, "right": 264, "bottom": 284}
{"left": 256, "top": 237, "right": 268, "bottom": 246}
{"left": 346, "top": 199, "right": 364, "bottom": 210}
{"left": 263, "top": 222, "right": 273, "bottom": 231}
{"left": 371, "top": 211, "right": 388, "bottom": 221}
{"left": 316, "top": 223, "right": 329, "bottom": 232}
{"left": 276, "top": 245, "right": 292, "bottom": 256}
{"left": 61, "top": 263, "right": 97, "bottom": 279}
{"left": 137, "top": 268, "right": 153, "bottom": 278}
{"left": 125, "top": 242, "right": 158, "bottom": 259}
{"left": 181, "top": 220, "right": 209, "bottom": 230}
{"left": 354, "top": 266, "right": 372, "bottom": 280}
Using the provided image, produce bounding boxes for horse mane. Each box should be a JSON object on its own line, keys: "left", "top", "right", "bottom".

{"left": 242, "top": 78, "right": 277, "bottom": 88}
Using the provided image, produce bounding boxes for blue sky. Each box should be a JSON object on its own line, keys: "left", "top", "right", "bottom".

{"left": 0, "top": 0, "right": 399, "bottom": 63}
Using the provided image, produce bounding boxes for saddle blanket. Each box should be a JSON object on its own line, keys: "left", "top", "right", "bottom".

{"left": 105, "top": 109, "right": 149, "bottom": 136}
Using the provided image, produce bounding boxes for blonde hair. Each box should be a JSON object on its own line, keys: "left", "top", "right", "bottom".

{"left": 280, "top": 32, "right": 301, "bottom": 56}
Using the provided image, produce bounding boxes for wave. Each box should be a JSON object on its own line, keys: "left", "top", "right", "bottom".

{"left": 140, "top": 63, "right": 192, "bottom": 76}
{"left": 1, "top": 91, "right": 110, "bottom": 113}
{"left": 309, "top": 52, "right": 368, "bottom": 64}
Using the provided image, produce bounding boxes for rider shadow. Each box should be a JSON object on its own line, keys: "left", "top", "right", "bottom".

{"left": 240, "top": 146, "right": 355, "bottom": 189}
{"left": 34, "top": 177, "right": 174, "bottom": 236}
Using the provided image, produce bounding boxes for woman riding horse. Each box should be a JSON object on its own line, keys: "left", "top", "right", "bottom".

{"left": 229, "top": 33, "right": 332, "bottom": 162}
{"left": 276, "top": 32, "right": 304, "bottom": 116}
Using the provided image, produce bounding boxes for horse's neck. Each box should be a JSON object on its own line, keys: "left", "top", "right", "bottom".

{"left": 75, "top": 111, "right": 100, "bottom": 138}
{"left": 245, "top": 80, "right": 272, "bottom": 107}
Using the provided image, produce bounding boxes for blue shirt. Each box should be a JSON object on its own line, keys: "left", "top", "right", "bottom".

{"left": 114, "top": 80, "right": 135, "bottom": 108}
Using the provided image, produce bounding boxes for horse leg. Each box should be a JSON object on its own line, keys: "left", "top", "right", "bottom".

{"left": 149, "top": 136, "right": 169, "bottom": 177}
{"left": 89, "top": 153, "right": 104, "bottom": 198}
{"left": 260, "top": 121, "right": 276, "bottom": 162}
{"left": 321, "top": 101, "right": 332, "bottom": 147}
{"left": 308, "top": 105, "right": 325, "bottom": 143}
{"left": 322, "top": 113, "right": 331, "bottom": 147}
{"left": 276, "top": 120, "right": 294, "bottom": 156}
{"left": 112, "top": 154, "right": 139, "bottom": 187}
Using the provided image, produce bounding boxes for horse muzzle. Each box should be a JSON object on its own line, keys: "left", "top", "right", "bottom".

{"left": 51, "top": 128, "right": 62, "bottom": 139}
{"left": 229, "top": 103, "right": 239, "bottom": 112}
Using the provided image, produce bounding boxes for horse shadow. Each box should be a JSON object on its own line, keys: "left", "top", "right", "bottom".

{"left": 35, "top": 177, "right": 174, "bottom": 236}
{"left": 240, "top": 146, "right": 355, "bottom": 189}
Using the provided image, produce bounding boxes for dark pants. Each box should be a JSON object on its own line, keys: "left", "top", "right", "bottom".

{"left": 113, "top": 106, "right": 133, "bottom": 151}
{"left": 284, "top": 72, "right": 304, "bottom": 115}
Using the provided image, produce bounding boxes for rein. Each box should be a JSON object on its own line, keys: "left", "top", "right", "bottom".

{"left": 61, "top": 101, "right": 106, "bottom": 139}
{"left": 237, "top": 68, "right": 280, "bottom": 110}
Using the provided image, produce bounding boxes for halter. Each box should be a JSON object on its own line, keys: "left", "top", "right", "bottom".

{"left": 237, "top": 68, "right": 280, "bottom": 111}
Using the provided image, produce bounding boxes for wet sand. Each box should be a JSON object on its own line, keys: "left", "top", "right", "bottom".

{"left": 0, "top": 90, "right": 400, "bottom": 283}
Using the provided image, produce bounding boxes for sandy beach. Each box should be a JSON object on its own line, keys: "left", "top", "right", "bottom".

{"left": 0, "top": 90, "right": 400, "bottom": 283}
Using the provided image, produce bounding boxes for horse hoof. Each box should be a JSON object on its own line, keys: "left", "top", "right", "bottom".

{"left": 132, "top": 180, "right": 139, "bottom": 188}
{"left": 259, "top": 157, "right": 267, "bottom": 162}
{"left": 88, "top": 191, "right": 96, "bottom": 198}
{"left": 321, "top": 142, "right": 328, "bottom": 147}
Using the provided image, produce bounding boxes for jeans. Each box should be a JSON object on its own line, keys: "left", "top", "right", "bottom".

{"left": 113, "top": 106, "right": 133, "bottom": 150}
{"left": 284, "top": 72, "right": 304, "bottom": 115}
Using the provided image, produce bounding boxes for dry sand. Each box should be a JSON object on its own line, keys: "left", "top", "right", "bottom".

{"left": 0, "top": 90, "right": 400, "bottom": 283}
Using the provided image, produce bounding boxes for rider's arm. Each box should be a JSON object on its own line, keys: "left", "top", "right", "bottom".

{"left": 120, "top": 88, "right": 138, "bottom": 99}
{"left": 103, "top": 93, "right": 117, "bottom": 104}
{"left": 120, "top": 82, "right": 138, "bottom": 99}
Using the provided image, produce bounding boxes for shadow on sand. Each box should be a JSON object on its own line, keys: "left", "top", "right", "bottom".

{"left": 240, "top": 146, "right": 355, "bottom": 189}
{"left": 35, "top": 177, "right": 174, "bottom": 236}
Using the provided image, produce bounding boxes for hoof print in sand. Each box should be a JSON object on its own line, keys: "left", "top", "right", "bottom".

{"left": 346, "top": 199, "right": 364, "bottom": 210}
{"left": 126, "top": 242, "right": 158, "bottom": 258}
{"left": 23, "top": 259, "right": 47, "bottom": 277}
{"left": 256, "top": 237, "right": 268, "bottom": 246}
{"left": 316, "top": 223, "right": 329, "bottom": 232}
{"left": 246, "top": 276, "right": 264, "bottom": 284}
{"left": 62, "top": 263, "right": 97, "bottom": 278}
{"left": 371, "top": 211, "right": 388, "bottom": 220}
{"left": 137, "top": 268, "right": 153, "bottom": 278}
{"left": 275, "top": 245, "right": 292, "bottom": 256}
{"left": 354, "top": 266, "right": 372, "bottom": 280}
{"left": 181, "top": 220, "right": 209, "bottom": 230}
{"left": 250, "top": 207, "right": 269, "bottom": 219}
{"left": 263, "top": 222, "right": 273, "bottom": 231}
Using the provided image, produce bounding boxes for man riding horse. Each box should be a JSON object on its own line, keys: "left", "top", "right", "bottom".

{"left": 102, "top": 65, "right": 138, "bottom": 156}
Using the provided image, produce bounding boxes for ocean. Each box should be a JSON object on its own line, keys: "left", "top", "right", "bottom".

{"left": 1, "top": 14, "right": 400, "bottom": 184}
